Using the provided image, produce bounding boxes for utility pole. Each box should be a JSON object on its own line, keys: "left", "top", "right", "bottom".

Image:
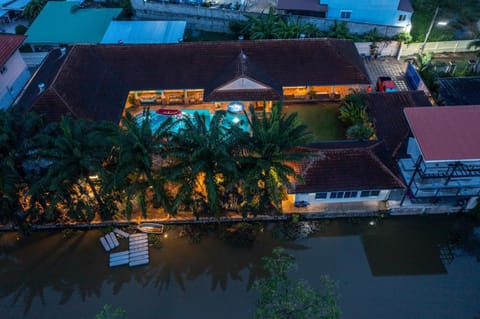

{"left": 420, "top": 6, "right": 439, "bottom": 53}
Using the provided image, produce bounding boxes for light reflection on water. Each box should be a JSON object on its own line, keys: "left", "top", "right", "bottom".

{"left": 0, "top": 216, "right": 479, "bottom": 319}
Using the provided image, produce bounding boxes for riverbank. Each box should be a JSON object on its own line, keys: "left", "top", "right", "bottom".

{"left": 0, "top": 204, "right": 468, "bottom": 232}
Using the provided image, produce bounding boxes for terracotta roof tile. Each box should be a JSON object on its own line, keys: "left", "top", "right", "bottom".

{"left": 366, "top": 91, "right": 431, "bottom": 159}
{"left": 0, "top": 34, "right": 25, "bottom": 67}
{"left": 438, "top": 77, "right": 480, "bottom": 106}
{"left": 292, "top": 143, "right": 405, "bottom": 193}
{"left": 19, "top": 39, "right": 370, "bottom": 122}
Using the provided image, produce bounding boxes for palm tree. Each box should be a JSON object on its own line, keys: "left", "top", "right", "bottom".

{"left": 162, "top": 111, "right": 239, "bottom": 218}
{"left": 0, "top": 105, "right": 43, "bottom": 229}
{"left": 106, "top": 109, "right": 172, "bottom": 219}
{"left": 22, "top": 0, "right": 47, "bottom": 23}
{"left": 29, "top": 115, "right": 119, "bottom": 221}
{"left": 236, "top": 103, "right": 313, "bottom": 215}
{"left": 242, "top": 7, "right": 279, "bottom": 40}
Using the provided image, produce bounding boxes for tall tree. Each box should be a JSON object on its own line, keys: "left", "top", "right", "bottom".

{"left": 237, "top": 103, "right": 312, "bottom": 215}
{"left": 162, "top": 111, "right": 239, "bottom": 218}
{"left": 254, "top": 248, "right": 340, "bottom": 319}
{"left": 22, "top": 0, "right": 47, "bottom": 23}
{"left": 29, "top": 116, "right": 119, "bottom": 221}
{"left": 0, "top": 106, "right": 43, "bottom": 228}
{"left": 107, "top": 109, "right": 172, "bottom": 219}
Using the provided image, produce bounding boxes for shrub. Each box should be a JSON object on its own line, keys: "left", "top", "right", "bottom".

{"left": 15, "top": 25, "right": 28, "bottom": 35}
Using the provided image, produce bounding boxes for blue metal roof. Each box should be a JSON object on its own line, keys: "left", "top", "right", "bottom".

{"left": 3, "top": 0, "right": 32, "bottom": 10}
{"left": 100, "top": 21, "right": 187, "bottom": 44}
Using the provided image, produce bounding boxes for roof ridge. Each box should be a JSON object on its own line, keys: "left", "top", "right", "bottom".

{"left": 366, "top": 145, "right": 406, "bottom": 188}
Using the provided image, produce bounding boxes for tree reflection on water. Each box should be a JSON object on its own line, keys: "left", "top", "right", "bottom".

{"left": 0, "top": 223, "right": 308, "bottom": 315}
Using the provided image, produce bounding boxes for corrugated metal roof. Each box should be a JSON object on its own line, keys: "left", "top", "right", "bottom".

{"left": 100, "top": 21, "right": 186, "bottom": 44}
{"left": 25, "top": 1, "right": 121, "bottom": 44}
{"left": 3, "top": 0, "right": 32, "bottom": 11}
{"left": 404, "top": 106, "right": 480, "bottom": 161}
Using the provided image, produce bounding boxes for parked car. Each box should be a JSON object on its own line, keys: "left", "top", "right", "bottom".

{"left": 294, "top": 200, "right": 310, "bottom": 208}
{"left": 376, "top": 76, "right": 398, "bottom": 92}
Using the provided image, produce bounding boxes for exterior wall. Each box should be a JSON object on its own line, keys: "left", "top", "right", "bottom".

{"left": 294, "top": 189, "right": 391, "bottom": 204}
{"left": 0, "top": 51, "right": 31, "bottom": 109}
{"left": 398, "top": 138, "right": 480, "bottom": 199}
{"left": 132, "top": 0, "right": 407, "bottom": 36}
{"left": 322, "top": 0, "right": 411, "bottom": 28}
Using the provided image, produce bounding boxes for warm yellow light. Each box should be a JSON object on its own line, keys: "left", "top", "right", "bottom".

{"left": 89, "top": 175, "right": 99, "bottom": 180}
{"left": 164, "top": 233, "right": 168, "bottom": 238}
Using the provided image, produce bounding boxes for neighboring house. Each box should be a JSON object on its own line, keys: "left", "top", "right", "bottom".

{"left": 16, "top": 38, "right": 370, "bottom": 122}
{"left": 0, "top": 34, "right": 30, "bottom": 109}
{"left": 100, "top": 21, "right": 187, "bottom": 44}
{"left": 366, "top": 91, "right": 432, "bottom": 160}
{"left": 277, "top": 0, "right": 413, "bottom": 28}
{"left": 25, "top": 1, "right": 121, "bottom": 50}
{"left": 290, "top": 141, "right": 405, "bottom": 208}
{"left": 437, "top": 77, "right": 480, "bottom": 106}
{"left": 398, "top": 106, "right": 480, "bottom": 207}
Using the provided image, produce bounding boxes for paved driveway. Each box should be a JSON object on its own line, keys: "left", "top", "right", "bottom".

{"left": 364, "top": 57, "right": 410, "bottom": 91}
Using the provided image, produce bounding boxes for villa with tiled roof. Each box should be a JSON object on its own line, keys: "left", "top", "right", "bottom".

{"left": 16, "top": 38, "right": 370, "bottom": 122}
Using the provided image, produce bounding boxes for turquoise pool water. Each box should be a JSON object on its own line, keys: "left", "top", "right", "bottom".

{"left": 136, "top": 110, "right": 249, "bottom": 133}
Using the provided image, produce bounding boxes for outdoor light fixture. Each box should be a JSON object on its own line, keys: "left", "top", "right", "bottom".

{"left": 369, "top": 220, "right": 376, "bottom": 226}
{"left": 437, "top": 21, "right": 448, "bottom": 26}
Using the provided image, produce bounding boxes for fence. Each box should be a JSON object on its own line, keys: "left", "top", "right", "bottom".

{"left": 355, "top": 40, "right": 478, "bottom": 58}
{"left": 132, "top": 0, "right": 405, "bottom": 36}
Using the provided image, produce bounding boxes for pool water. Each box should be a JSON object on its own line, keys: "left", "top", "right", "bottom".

{"left": 136, "top": 110, "right": 249, "bottom": 133}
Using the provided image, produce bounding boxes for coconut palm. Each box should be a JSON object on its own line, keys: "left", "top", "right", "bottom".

{"left": 242, "top": 7, "right": 280, "bottom": 40}
{"left": 29, "top": 115, "right": 119, "bottom": 221}
{"left": 0, "top": 105, "right": 43, "bottom": 228}
{"left": 162, "top": 111, "right": 239, "bottom": 218}
{"left": 106, "top": 109, "right": 172, "bottom": 219}
{"left": 236, "top": 103, "right": 313, "bottom": 215}
{"left": 22, "top": 0, "right": 47, "bottom": 23}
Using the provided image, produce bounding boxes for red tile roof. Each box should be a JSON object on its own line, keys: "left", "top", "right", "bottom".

{"left": 277, "top": 0, "right": 328, "bottom": 12}
{"left": 18, "top": 39, "right": 370, "bottom": 122}
{"left": 0, "top": 34, "right": 25, "bottom": 67}
{"left": 366, "top": 91, "right": 431, "bottom": 159}
{"left": 292, "top": 143, "right": 405, "bottom": 193}
{"left": 404, "top": 106, "right": 480, "bottom": 161}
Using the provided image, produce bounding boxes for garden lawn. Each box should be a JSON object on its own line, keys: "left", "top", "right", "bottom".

{"left": 283, "top": 103, "right": 345, "bottom": 141}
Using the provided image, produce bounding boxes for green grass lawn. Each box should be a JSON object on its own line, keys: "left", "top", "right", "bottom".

{"left": 411, "top": 0, "right": 480, "bottom": 42}
{"left": 283, "top": 103, "right": 345, "bottom": 141}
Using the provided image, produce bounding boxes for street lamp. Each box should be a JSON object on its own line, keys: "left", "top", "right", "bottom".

{"left": 420, "top": 6, "right": 448, "bottom": 53}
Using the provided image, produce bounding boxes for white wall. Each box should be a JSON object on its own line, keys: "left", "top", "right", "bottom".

{"left": 0, "top": 51, "right": 31, "bottom": 109}
{"left": 295, "top": 189, "right": 390, "bottom": 204}
{"left": 322, "top": 0, "right": 411, "bottom": 27}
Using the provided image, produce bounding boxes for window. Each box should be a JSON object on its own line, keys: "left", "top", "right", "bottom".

{"left": 315, "top": 192, "right": 328, "bottom": 199}
{"left": 344, "top": 191, "right": 358, "bottom": 198}
{"left": 330, "top": 192, "right": 344, "bottom": 199}
{"left": 360, "top": 190, "right": 381, "bottom": 197}
{"left": 398, "top": 14, "right": 407, "bottom": 21}
{"left": 340, "top": 10, "right": 351, "bottom": 19}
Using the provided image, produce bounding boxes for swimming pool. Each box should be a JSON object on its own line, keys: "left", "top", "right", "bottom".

{"left": 135, "top": 109, "right": 250, "bottom": 133}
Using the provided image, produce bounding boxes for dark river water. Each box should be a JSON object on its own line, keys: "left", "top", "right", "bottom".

{"left": 1, "top": 215, "right": 479, "bottom": 319}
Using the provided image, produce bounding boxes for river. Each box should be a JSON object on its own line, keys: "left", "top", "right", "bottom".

{"left": 0, "top": 215, "right": 479, "bottom": 319}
